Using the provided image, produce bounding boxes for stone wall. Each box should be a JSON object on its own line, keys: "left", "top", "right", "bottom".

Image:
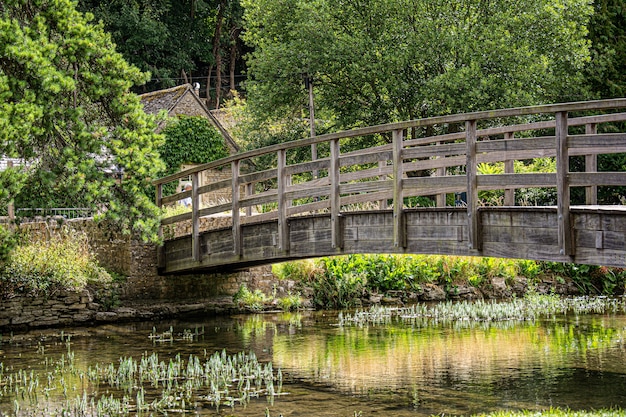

{"left": 0, "top": 218, "right": 278, "bottom": 330}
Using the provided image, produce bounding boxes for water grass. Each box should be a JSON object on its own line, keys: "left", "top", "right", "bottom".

{"left": 0, "top": 341, "right": 285, "bottom": 416}
{"left": 338, "top": 293, "right": 626, "bottom": 327}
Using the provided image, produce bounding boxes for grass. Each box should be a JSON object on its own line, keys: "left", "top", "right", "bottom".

{"left": 0, "top": 227, "right": 111, "bottom": 297}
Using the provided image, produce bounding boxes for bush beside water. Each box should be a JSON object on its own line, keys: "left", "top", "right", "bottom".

{"left": 0, "top": 228, "right": 112, "bottom": 298}
{"left": 273, "top": 255, "right": 626, "bottom": 309}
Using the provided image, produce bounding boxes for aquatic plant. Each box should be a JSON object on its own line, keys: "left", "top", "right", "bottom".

{"left": 338, "top": 295, "right": 626, "bottom": 327}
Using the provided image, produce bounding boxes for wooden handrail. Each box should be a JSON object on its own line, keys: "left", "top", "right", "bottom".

{"left": 155, "top": 99, "right": 626, "bottom": 260}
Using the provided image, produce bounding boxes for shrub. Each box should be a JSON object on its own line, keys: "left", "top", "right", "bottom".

{"left": 277, "top": 292, "right": 303, "bottom": 311}
{"left": 0, "top": 228, "right": 111, "bottom": 298}
{"left": 233, "top": 284, "right": 269, "bottom": 311}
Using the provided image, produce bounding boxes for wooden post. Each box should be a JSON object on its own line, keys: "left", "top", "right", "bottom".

{"left": 556, "top": 111, "right": 573, "bottom": 256}
{"left": 378, "top": 160, "right": 388, "bottom": 210}
{"left": 277, "top": 149, "right": 289, "bottom": 252}
{"left": 585, "top": 123, "right": 598, "bottom": 205}
{"left": 465, "top": 119, "right": 481, "bottom": 251}
{"left": 504, "top": 132, "right": 515, "bottom": 206}
{"left": 231, "top": 160, "right": 242, "bottom": 256}
{"left": 191, "top": 172, "right": 201, "bottom": 261}
{"left": 155, "top": 182, "right": 165, "bottom": 269}
{"left": 330, "top": 138, "right": 342, "bottom": 249}
{"left": 392, "top": 129, "right": 406, "bottom": 248}
{"left": 435, "top": 142, "right": 446, "bottom": 207}
{"left": 245, "top": 182, "right": 253, "bottom": 217}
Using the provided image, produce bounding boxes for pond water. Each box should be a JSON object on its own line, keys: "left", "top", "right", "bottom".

{"left": 1, "top": 304, "right": 626, "bottom": 416}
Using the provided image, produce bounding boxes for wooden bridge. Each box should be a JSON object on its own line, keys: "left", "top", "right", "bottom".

{"left": 154, "top": 99, "right": 626, "bottom": 274}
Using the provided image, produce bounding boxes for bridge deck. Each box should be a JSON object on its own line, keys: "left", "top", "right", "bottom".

{"left": 160, "top": 206, "right": 626, "bottom": 273}
{"left": 154, "top": 99, "right": 626, "bottom": 274}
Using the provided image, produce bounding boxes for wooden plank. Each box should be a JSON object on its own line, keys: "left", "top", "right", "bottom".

{"left": 569, "top": 172, "right": 626, "bottom": 187}
{"left": 403, "top": 143, "right": 465, "bottom": 159}
{"left": 239, "top": 168, "right": 277, "bottom": 185}
{"left": 231, "top": 160, "right": 242, "bottom": 256}
{"left": 476, "top": 173, "right": 556, "bottom": 189}
{"left": 191, "top": 172, "right": 200, "bottom": 261}
{"left": 340, "top": 150, "right": 393, "bottom": 167}
{"left": 465, "top": 119, "right": 481, "bottom": 251}
{"left": 475, "top": 136, "right": 554, "bottom": 153}
{"left": 567, "top": 133, "right": 626, "bottom": 149}
{"left": 340, "top": 165, "right": 394, "bottom": 183}
{"left": 155, "top": 182, "right": 165, "bottom": 269}
{"left": 379, "top": 160, "right": 389, "bottom": 209}
{"left": 585, "top": 123, "right": 598, "bottom": 205}
{"left": 404, "top": 175, "right": 467, "bottom": 195}
{"left": 154, "top": 98, "right": 626, "bottom": 186}
{"left": 556, "top": 111, "right": 573, "bottom": 256}
{"left": 330, "top": 138, "right": 343, "bottom": 249}
{"left": 504, "top": 132, "right": 515, "bottom": 206}
{"left": 393, "top": 129, "right": 406, "bottom": 248}
{"left": 284, "top": 158, "right": 329, "bottom": 176}
{"left": 339, "top": 180, "right": 393, "bottom": 195}
{"left": 277, "top": 149, "right": 289, "bottom": 252}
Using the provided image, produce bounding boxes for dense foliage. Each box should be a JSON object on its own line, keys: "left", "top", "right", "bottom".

{"left": 0, "top": 0, "right": 165, "bottom": 241}
{"left": 242, "top": 0, "right": 592, "bottom": 135}
{"left": 274, "top": 255, "right": 626, "bottom": 309}
{"left": 0, "top": 228, "right": 111, "bottom": 298}
{"left": 160, "top": 115, "right": 229, "bottom": 176}
{"left": 78, "top": 0, "right": 246, "bottom": 107}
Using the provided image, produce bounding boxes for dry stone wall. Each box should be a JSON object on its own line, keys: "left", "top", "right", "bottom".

{"left": 0, "top": 218, "right": 277, "bottom": 330}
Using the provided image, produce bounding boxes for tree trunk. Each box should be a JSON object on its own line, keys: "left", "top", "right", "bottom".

{"left": 208, "top": 0, "right": 226, "bottom": 109}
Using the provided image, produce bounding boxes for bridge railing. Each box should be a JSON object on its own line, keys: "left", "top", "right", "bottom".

{"left": 154, "top": 99, "right": 626, "bottom": 262}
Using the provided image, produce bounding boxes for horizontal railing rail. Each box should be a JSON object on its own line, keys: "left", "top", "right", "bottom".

{"left": 154, "top": 99, "right": 626, "bottom": 265}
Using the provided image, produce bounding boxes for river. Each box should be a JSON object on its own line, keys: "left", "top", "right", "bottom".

{"left": 1, "top": 302, "right": 626, "bottom": 416}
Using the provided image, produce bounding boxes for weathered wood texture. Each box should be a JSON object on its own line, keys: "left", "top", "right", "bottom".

{"left": 160, "top": 208, "right": 626, "bottom": 273}
{"left": 154, "top": 99, "right": 626, "bottom": 274}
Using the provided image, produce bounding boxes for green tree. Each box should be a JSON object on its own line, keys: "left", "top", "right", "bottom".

{"left": 242, "top": 0, "right": 592, "bottom": 134}
{"left": 78, "top": 0, "right": 247, "bottom": 104}
{"left": 585, "top": 0, "right": 626, "bottom": 99}
{"left": 0, "top": 0, "right": 165, "bottom": 241}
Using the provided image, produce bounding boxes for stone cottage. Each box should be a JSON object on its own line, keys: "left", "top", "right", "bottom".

{"left": 140, "top": 83, "right": 239, "bottom": 206}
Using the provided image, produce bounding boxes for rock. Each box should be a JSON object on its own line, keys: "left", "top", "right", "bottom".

{"left": 420, "top": 284, "right": 446, "bottom": 301}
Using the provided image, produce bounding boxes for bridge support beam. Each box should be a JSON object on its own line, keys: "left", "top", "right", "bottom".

{"left": 330, "top": 138, "right": 343, "bottom": 249}
{"left": 191, "top": 172, "right": 201, "bottom": 261}
{"left": 393, "top": 129, "right": 406, "bottom": 248}
{"left": 277, "top": 149, "right": 290, "bottom": 252}
{"left": 465, "top": 120, "right": 482, "bottom": 251}
{"left": 556, "top": 111, "right": 574, "bottom": 256}
{"left": 232, "top": 160, "right": 242, "bottom": 257}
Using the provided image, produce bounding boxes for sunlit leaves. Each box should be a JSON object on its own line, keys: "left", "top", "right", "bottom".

{"left": 0, "top": 0, "right": 165, "bottom": 241}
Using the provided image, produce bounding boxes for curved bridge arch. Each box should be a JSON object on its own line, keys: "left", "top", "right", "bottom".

{"left": 154, "top": 99, "right": 626, "bottom": 273}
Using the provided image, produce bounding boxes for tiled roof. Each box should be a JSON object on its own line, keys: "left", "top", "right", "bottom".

{"left": 139, "top": 84, "right": 189, "bottom": 115}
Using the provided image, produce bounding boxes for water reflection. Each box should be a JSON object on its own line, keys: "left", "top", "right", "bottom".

{"left": 1, "top": 308, "right": 626, "bottom": 416}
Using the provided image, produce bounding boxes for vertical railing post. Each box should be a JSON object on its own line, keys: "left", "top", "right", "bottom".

{"left": 231, "top": 160, "right": 242, "bottom": 256}
{"left": 556, "top": 111, "right": 573, "bottom": 256}
{"left": 435, "top": 142, "right": 446, "bottom": 207}
{"left": 191, "top": 171, "right": 200, "bottom": 261}
{"left": 378, "top": 160, "right": 388, "bottom": 210}
{"left": 330, "top": 138, "right": 342, "bottom": 249}
{"left": 245, "top": 183, "right": 253, "bottom": 217}
{"left": 392, "top": 129, "right": 406, "bottom": 248}
{"left": 465, "top": 119, "right": 481, "bottom": 251}
{"left": 585, "top": 123, "right": 598, "bottom": 205}
{"left": 155, "top": 181, "right": 165, "bottom": 269}
{"left": 504, "top": 132, "right": 515, "bottom": 206}
{"left": 277, "top": 149, "right": 289, "bottom": 252}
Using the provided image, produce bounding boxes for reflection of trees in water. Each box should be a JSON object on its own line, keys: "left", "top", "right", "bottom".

{"left": 271, "top": 315, "right": 626, "bottom": 405}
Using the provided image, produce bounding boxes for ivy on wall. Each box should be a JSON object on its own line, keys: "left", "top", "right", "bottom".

{"left": 160, "top": 115, "right": 229, "bottom": 190}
